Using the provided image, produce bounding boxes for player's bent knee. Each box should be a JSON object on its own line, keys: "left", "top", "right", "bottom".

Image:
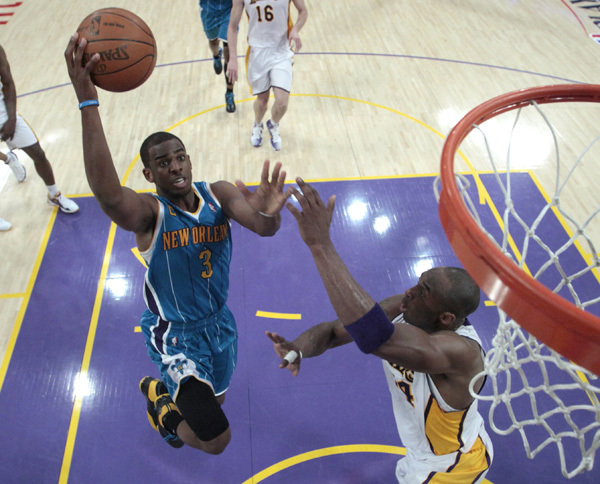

{"left": 176, "top": 378, "right": 230, "bottom": 444}
{"left": 202, "top": 427, "right": 231, "bottom": 455}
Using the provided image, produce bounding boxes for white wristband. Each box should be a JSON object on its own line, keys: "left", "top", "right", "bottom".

{"left": 259, "top": 211, "right": 275, "bottom": 218}
{"left": 283, "top": 350, "right": 303, "bottom": 364}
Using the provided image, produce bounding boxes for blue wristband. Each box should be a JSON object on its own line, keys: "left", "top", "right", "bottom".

{"left": 345, "top": 303, "right": 394, "bottom": 353}
{"left": 78, "top": 99, "right": 99, "bottom": 110}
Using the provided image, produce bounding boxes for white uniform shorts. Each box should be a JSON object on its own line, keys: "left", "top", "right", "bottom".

{"left": 395, "top": 433, "right": 493, "bottom": 484}
{"left": 0, "top": 104, "right": 38, "bottom": 150}
{"left": 246, "top": 45, "right": 293, "bottom": 95}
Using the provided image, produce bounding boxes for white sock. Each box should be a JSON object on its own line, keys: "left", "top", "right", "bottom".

{"left": 47, "top": 184, "right": 59, "bottom": 198}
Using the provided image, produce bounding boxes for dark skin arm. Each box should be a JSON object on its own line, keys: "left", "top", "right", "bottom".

{"left": 273, "top": 179, "right": 484, "bottom": 409}
{"left": 266, "top": 294, "right": 404, "bottom": 376}
{"left": 64, "top": 33, "right": 157, "bottom": 249}
{"left": 0, "top": 44, "right": 17, "bottom": 142}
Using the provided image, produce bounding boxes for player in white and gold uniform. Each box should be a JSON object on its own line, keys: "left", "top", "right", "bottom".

{"left": 0, "top": 44, "right": 79, "bottom": 230}
{"left": 266, "top": 187, "right": 494, "bottom": 484}
{"left": 383, "top": 315, "right": 493, "bottom": 483}
{"left": 226, "top": 0, "right": 308, "bottom": 151}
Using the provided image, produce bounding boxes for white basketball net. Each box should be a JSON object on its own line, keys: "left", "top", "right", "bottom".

{"left": 434, "top": 99, "right": 600, "bottom": 478}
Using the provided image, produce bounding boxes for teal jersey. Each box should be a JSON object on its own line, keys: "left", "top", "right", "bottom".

{"left": 141, "top": 182, "right": 232, "bottom": 323}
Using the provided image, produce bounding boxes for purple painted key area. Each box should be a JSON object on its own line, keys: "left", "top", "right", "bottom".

{"left": 0, "top": 177, "right": 596, "bottom": 483}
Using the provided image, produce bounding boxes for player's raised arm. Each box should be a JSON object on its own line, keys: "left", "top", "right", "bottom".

{"left": 64, "top": 33, "right": 156, "bottom": 234}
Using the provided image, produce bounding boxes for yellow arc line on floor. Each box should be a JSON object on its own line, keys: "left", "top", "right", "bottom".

{"left": 241, "top": 444, "right": 495, "bottom": 484}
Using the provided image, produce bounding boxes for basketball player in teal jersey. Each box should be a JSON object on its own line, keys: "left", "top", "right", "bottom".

{"left": 267, "top": 180, "right": 494, "bottom": 483}
{"left": 198, "top": 0, "right": 237, "bottom": 113}
{"left": 65, "top": 33, "right": 292, "bottom": 454}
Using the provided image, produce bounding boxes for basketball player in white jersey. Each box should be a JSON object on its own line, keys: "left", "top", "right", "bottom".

{"left": 0, "top": 44, "right": 79, "bottom": 231}
{"left": 267, "top": 179, "right": 494, "bottom": 483}
{"left": 226, "top": 0, "right": 308, "bottom": 151}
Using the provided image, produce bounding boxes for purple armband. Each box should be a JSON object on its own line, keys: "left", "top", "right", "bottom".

{"left": 345, "top": 303, "right": 394, "bottom": 353}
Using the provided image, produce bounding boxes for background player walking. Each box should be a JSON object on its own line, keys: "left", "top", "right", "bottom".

{"left": 227, "top": 0, "right": 308, "bottom": 151}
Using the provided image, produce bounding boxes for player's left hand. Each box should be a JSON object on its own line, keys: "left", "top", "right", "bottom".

{"left": 235, "top": 160, "right": 291, "bottom": 216}
{"left": 266, "top": 331, "right": 303, "bottom": 376}
{"left": 287, "top": 178, "right": 336, "bottom": 248}
{"left": 289, "top": 29, "right": 302, "bottom": 53}
{"left": 0, "top": 118, "right": 16, "bottom": 142}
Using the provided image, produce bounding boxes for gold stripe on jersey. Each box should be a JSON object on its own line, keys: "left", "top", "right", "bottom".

{"left": 424, "top": 395, "right": 467, "bottom": 455}
{"left": 425, "top": 436, "right": 491, "bottom": 484}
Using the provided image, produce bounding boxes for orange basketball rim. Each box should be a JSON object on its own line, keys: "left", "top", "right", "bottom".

{"left": 438, "top": 84, "right": 600, "bottom": 376}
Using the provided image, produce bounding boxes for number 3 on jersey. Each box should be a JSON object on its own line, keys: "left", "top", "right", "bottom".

{"left": 255, "top": 4, "right": 274, "bottom": 22}
{"left": 199, "top": 249, "right": 213, "bottom": 279}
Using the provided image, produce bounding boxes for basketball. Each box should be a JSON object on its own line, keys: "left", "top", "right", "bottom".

{"left": 76, "top": 8, "right": 157, "bottom": 92}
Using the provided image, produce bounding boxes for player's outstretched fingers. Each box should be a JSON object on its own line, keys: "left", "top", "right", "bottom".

{"left": 234, "top": 179, "right": 252, "bottom": 198}
{"left": 266, "top": 331, "right": 285, "bottom": 344}
{"left": 307, "top": 182, "right": 325, "bottom": 207}
{"left": 260, "top": 160, "right": 270, "bottom": 184}
{"left": 64, "top": 33, "right": 77, "bottom": 65}
{"left": 271, "top": 161, "right": 285, "bottom": 187}
{"left": 291, "top": 185, "right": 310, "bottom": 210}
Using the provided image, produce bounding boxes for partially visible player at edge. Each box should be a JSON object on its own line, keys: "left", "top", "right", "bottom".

{"left": 0, "top": 43, "right": 79, "bottom": 231}
{"left": 65, "top": 32, "right": 292, "bottom": 454}
{"left": 198, "top": 0, "right": 237, "bottom": 113}
{"left": 226, "top": 0, "right": 308, "bottom": 151}
{"left": 268, "top": 179, "right": 494, "bottom": 483}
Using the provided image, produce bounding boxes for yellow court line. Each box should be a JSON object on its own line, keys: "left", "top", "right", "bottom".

{"left": 0, "top": 292, "right": 26, "bottom": 299}
{"left": 122, "top": 94, "right": 452, "bottom": 186}
{"left": 242, "top": 444, "right": 405, "bottom": 484}
{"left": 256, "top": 310, "right": 301, "bottom": 320}
{"left": 59, "top": 222, "right": 118, "bottom": 484}
{"left": 241, "top": 444, "right": 495, "bottom": 484}
{"left": 0, "top": 209, "right": 57, "bottom": 393}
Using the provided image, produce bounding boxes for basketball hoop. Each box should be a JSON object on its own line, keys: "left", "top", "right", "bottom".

{"left": 435, "top": 84, "right": 600, "bottom": 478}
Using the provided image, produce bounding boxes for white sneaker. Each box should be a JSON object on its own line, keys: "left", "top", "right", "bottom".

{"left": 266, "top": 119, "right": 282, "bottom": 151}
{"left": 251, "top": 122, "right": 263, "bottom": 147}
{"left": 5, "top": 151, "right": 26, "bottom": 182}
{"left": 47, "top": 192, "right": 79, "bottom": 213}
{"left": 0, "top": 218, "right": 11, "bottom": 231}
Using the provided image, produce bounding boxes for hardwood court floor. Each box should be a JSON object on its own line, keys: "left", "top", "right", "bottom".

{"left": 0, "top": 1, "right": 599, "bottom": 483}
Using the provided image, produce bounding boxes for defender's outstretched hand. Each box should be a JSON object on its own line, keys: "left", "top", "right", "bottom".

{"left": 266, "top": 331, "right": 302, "bottom": 376}
{"left": 235, "top": 161, "right": 291, "bottom": 216}
{"left": 64, "top": 33, "right": 100, "bottom": 103}
{"left": 286, "top": 178, "right": 336, "bottom": 248}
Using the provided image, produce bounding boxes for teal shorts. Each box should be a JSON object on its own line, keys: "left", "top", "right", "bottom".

{"left": 141, "top": 305, "right": 237, "bottom": 400}
{"left": 200, "top": 6, "right": 231, "bottom": 42}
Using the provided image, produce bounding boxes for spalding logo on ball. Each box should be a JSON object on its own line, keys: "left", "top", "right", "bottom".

{"left": 77, "top": 8, "right": 157, "bottom": 92}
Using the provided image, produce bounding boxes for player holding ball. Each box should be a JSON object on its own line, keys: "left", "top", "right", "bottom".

{"left": 64, "top": 32, "right": 292, "bottom": 453}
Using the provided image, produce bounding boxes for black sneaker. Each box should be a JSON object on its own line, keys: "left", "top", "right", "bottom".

{"left": 139, "top": 377, "right": 184, "bottom": 448}
{"left": 225, "top": 91, "right": 236, "bottom": 113}
{"left": 213, "top": 47, "right": 223, "bottom": 75}
{"left": 155, "top": 394, "right": 185, "bottom": 448}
